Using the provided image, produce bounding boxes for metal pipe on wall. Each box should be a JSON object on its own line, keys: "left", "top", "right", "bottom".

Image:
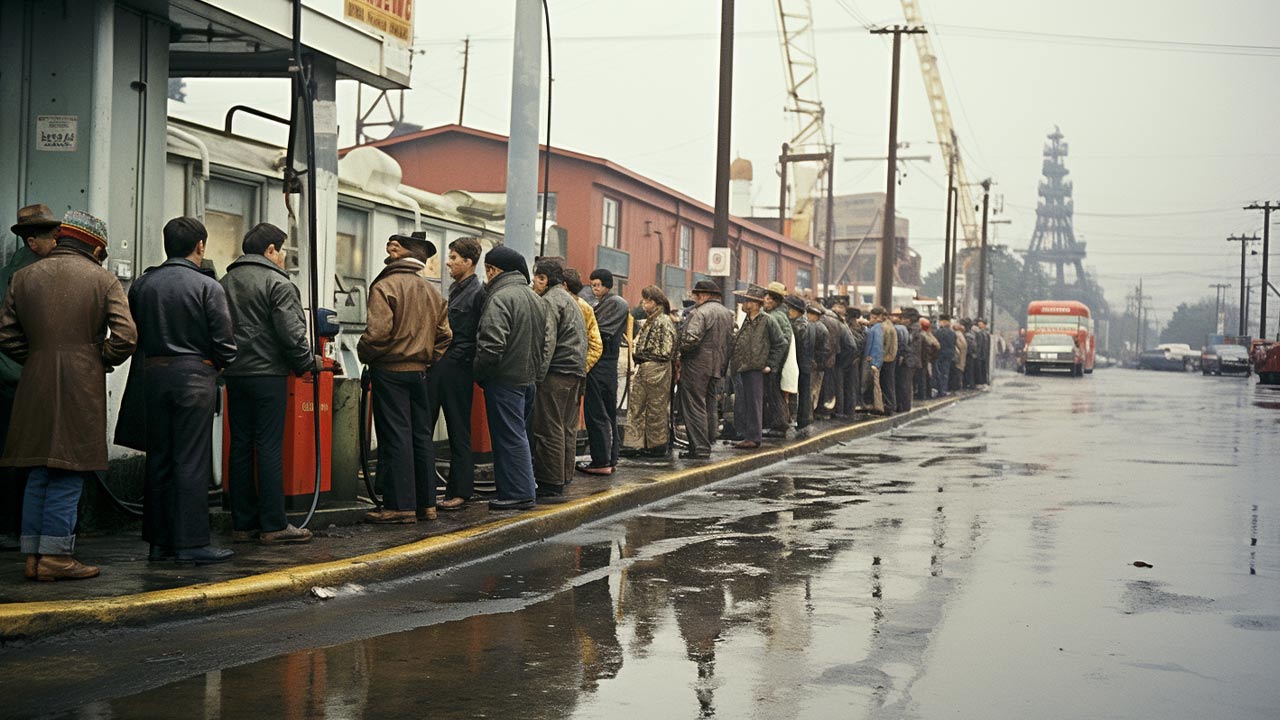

{"left": 88, "top": 0, "right": 115, "bottom": 220}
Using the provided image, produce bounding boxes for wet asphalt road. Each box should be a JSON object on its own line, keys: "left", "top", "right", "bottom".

{"left": 3, "top": 369, "right": 1278, "bottom": 719}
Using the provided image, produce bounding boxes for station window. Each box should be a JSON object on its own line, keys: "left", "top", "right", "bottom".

{"left": 765, "top": 254, "right": 778, "bottom": 283}
{"left": 336, "top": 206, "right": 368, "bottom": 284}
{"left": 602, "top": 197, "right": 620, "bottom": 248}
{"left": 537, "top": 192, "right": 558, "bottom": 222}
{"left": 204, "top": 178, "right": 259, "bottom": 278}
{"left": 678, "top": 224, "right": 693, "bottom": 269}
{"left": 744, "top": 247, "right": 757, "bottom": 284}
{"left": 796, "top": 267, "right": 813, "bottom": 291}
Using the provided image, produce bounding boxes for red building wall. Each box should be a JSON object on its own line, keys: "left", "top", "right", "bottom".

{"left": 362, "top": 127, "right": 819, "bottom": 305}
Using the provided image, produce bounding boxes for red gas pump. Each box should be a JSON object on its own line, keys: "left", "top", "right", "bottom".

{"left": 222, "top": 309, "right": 340, "bottom": 511}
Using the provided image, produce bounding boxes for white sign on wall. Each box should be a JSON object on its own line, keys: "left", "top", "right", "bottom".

{"left": 36, "top": 115, "right": 78, "bottom": 152}
{"left": 707, "top": 247, "right": 731, "bottom": 276}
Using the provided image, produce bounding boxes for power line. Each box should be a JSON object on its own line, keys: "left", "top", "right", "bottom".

{"left": 932, "top": 23, "right": 1280, "bottom": 58}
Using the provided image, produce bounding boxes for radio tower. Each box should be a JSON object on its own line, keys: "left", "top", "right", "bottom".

{"left": 1025, "top": 127, "right": 1090, "bottom": 293}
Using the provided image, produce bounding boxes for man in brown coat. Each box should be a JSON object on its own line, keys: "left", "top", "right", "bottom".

{"left": 358, "top": 231, "right": 452, "bottom": 524}
{"left": 0, "top": 210, "right": 136, "bottom": 581}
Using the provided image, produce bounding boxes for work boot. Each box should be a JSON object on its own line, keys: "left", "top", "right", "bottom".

{"left": 259, "top": 525, "right": 313, "bottom": 545}
{"left": 438, "top": 497, "right": 467, "bottom": 512}
{"left": 36, "top": 555, "right": 100, "bottom": 582}
{"left": 416, "top": 507, "right": 438, "bottom": 522}
{"left": 24, "top": 554, "right": 38, "bottom": 580}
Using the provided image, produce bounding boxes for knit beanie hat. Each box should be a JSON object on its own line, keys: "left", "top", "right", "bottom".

{"left": 58, "top": 210, "right": 108, "bottom": 250}
{"left": 485, "top": 245, "right": 529, "bottom": 282}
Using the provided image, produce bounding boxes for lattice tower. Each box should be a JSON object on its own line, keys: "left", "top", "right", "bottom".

{"left": 1025, "top": 127, "right": 1089, "bottom": 288}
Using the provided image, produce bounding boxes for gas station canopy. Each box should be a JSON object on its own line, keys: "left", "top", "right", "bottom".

{"left": 168, "top": 0, "right": 411, "bottom": 89}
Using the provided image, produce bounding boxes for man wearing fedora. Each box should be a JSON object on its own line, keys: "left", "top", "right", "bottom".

{"left": 0, "top": 204, "right": 62, "bottom": 551}
{"left": 359, "top": 231, "right": 452, "bottom": 524}
{"left": 130, "top": 217, "right": 238, "bottom": 565}
{"left": 676, "top": 279, "right": 735, "bottom": 459}
{"left": 729, "top": 284, "right": 786, "bottom": 449}
{"left": 0, "top": 210, "right": 136, "bottom": 580}
{"left": 761, "top": 281, "right": 794, "bottom": 435}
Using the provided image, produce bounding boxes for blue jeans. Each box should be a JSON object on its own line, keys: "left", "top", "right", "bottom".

{"left": 20, "top": 467, "right": 86, "bottom": 555}
{"left": 483, "top": 382, "right": 537, "bottom": 501}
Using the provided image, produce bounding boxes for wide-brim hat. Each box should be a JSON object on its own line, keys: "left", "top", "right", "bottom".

{"left": 766, "top": 280, "right": 787, "bottom": 300}
{"left": 692, "top": 279, "right": 722, "bottom": 295}
{"left": 734, "top": 282, "right": 768, "bottom": 304}
{"left": 783, "top": 295, "right": 807, "bottom": 313}
{"left": 805, "top": 303, "right": 825, "bottom": 315}
{"left": 12, "top": 204, "right": 60, "bottom": 235}
{"left": 388, "top": 230, "right": 438, "bottom": 259}
{"left": 58, "top": 210, "right": 108, "bottom": 250}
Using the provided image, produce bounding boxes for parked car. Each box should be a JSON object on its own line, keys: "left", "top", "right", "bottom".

{"left": 1201, "top": 344, "right": 1251, "bottom": 376}
{"left": 1024, "top": 332, "right": 1085, "bottom": 376}
{"left": 1137, "top": 348, "right": 1190, "bottom": 372}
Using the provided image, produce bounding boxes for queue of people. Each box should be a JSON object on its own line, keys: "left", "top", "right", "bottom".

{"left": 0, "top": 203, "right": 991, "bottom": 582}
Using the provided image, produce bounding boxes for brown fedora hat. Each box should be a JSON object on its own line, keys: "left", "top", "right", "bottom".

{"left": 11, "top": 204, "right": 60, "bottom": 235}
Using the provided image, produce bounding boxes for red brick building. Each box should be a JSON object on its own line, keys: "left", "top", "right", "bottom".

{"left": 354, "top": 125, "right": 821, "bottom": 305}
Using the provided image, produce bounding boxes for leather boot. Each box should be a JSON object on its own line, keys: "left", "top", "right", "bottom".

{"left": 36, "top": 555, "right": 100, "bottom": 582}
{"left": 24, "top": 554, "right": 38, "bottom": 580}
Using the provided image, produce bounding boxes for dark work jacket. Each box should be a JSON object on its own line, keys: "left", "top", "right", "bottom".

{"left": 906, "top": 321, "right": 924, "bottom": 369}
{"left": 220, "top": 254, "right": 311, "bottom": 377}
{"left": 791, "top": 316, "right": 816, "bottom": 374}
{"left": 128, "top": 258, "right": 237, "bottom": 369}
{"left": 444, "top": 272, "right": 484, "bottom": 364}
{"left": 474, "top": 270, "right": 548, "bottom": 386}
{"left": 935, "top": 325, "right": 957, "bottom": 361}
{"left": 810, "top": 317, "right": 830, "bottom": 369}
{"left": 731, "top": 311, "right": 786, "bottom": 374}
{"left": 591, "top": 291, "right": 629, "bottom": 370}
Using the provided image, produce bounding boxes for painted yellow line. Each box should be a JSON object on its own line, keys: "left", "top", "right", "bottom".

{"left": 0, "top": 394, "right": 962, "bottom": 639}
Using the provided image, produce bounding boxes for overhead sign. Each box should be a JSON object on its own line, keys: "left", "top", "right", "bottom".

{"left": 707, "top": 247, "right": 731, "bottom": 277}
{"left": 344, "top": 0, "right": 413, "bottom": 44}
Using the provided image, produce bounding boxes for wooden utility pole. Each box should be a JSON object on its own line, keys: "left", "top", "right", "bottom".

{"left": 977, "top": 178, "right": 992, "bottom": 319}
{"left": 942, "top": 130, "right": 957, "bottom": 315}
{"left": 1227, "top": 234, "right": 1260, "bottom": 336}
{"left": 870, "top": 25, "right": 926, "bottom": 310}
{"left": 1243, "top": 201, "right": 1277, "bottom": 339}
{"left": 712, "top": 0, "right": 735, "bottom": 297}
{"left": 458, "top": 37, "right": 471, "bottom": 125}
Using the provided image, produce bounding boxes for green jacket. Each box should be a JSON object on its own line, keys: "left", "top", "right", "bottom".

{"left": 474, "top": 270, "right": 549, "bottom": 386}
{"left": 0, "top": 245, "right": 40, "bottom": 387}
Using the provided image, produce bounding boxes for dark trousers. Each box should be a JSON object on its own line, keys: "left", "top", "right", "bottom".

{"left": 679, "top": 372, "right": 720, "bottom": 453}
{"left": 916, "top": 363, "right": 931, "bottom": 400}
{"left": 483, "top": 382, "right": 536, "bottom": 501}
{"left": 533, "top": 372, "right": 582, "bottom": 490}
{"left": 763, "top": 371, "right": 790, "bottom": 430}
{"left": 583, "top": 362, "right": 620, "bottom": 467}
{"left": 950, "top": 362, "right": 964, "bottom": 393}
{"left": 428, "top": 357, "right": 475, "bottom": 500}
{"left": 934, "top": 357, "right": 952, "bottom": 396}
{"left": 841, "top": 357, "right": 860, "bottom": 415}
{"left": 370, "top": 368, "right": 435, "bottom": 512}
{"left": 880, "top": 361, "right": 898, "bottom": 413}
{"left": 143, "top": 358, "right": 217, "bottom": 550}
{"left": 733, "top": 371, "right": 764, "bottom": 443}
{"left": 964, "top": 360, "right": 976, "bottom": 389}
{"left": 896, "top": 365, "right": 915, "bottom": 413}
{"left": 796, "top": 371, "right": 813, "bottom": 428}
{"left": 0, "top": 388, "right": 25, "bottom": 538}
{"left": 820, "top": 362, "right": 840, "bottom": 417}
{"left": 226, "top": 375, "right": 288, "bottom": 533}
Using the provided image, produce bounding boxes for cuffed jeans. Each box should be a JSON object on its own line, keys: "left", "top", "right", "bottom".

{"left": 20, "top": 467, "right": 86, "bottom": 555}
{"left": 484, "top": 382, "right": 537, "bottom": 501}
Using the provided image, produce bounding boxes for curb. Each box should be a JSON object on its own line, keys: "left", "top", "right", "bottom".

{"left": 0, "top": 395, "right": 962, "bottom": 640}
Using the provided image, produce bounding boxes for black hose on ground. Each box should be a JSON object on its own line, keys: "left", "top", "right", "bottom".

{"left": 358, "top": 367, "right": 382, "bottom": 510}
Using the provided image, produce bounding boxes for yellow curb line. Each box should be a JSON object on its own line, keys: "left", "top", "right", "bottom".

{"left": 0, "top": 394, "right": 962, "bottom": 640}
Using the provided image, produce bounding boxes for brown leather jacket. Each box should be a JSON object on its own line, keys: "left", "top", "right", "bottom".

{"left": 358, "top": 258, "right": 452, "bottom": 372}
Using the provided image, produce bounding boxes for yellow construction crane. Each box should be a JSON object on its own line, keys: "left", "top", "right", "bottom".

{"left": 900, "top": 0, "right": 980, "bottom": 249}
{"left": 774, "top": 0, "right": 829, "bottom": 247}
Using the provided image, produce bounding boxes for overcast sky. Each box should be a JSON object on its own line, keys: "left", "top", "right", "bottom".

{"left": 173, "top": 0, "right": 1280, "bottom": 328}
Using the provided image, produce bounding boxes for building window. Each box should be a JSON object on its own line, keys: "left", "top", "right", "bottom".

{"left": 204, "top": 178, "right": 260, "bottom": 278}
{"left": 678, "top": 224, "right": 693, "bottom": 269}
{"left": 537, "top": 192, "right": 558, "bottom": 222}
{"left": 796, "top": 267, "right": 813, "bottom": 291}
{"left": 602, "top": 197, "right": 620, "bottom": 248}
{"left": 744, "top": 247, "right": 757, "bottom": 284}
{"left": 765, "top": 254, "right": 778, "bottom": 283}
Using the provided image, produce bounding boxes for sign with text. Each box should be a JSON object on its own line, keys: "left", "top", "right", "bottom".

{"left": 36, "top": 115, "right": 78, "bottom": 152}
{"left": 344, "top": 0, "right": 413, "bottom": 44}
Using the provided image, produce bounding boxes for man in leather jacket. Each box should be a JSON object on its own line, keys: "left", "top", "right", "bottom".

{"left": 220, "top": 223, "right": 314, "bottom": 546}
{"left": 129, "top": 217, "right": 237, "bottom": 565}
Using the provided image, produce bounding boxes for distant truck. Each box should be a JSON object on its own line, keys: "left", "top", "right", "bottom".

{"left": 1252, "top": 339, "right": 1280, "bottom": 385}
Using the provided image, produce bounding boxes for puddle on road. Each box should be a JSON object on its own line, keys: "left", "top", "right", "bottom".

{"left": 1121, "top": 580, "right": 1215, "bottom": 615}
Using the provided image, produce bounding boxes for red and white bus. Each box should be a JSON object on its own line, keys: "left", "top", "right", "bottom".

{"left": 1024, "top": 300, "right": 1095, "bottom": 376}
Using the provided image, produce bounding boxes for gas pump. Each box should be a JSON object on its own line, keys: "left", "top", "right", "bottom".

{"left": 222, "top": 309, "right": 339, "bottom": 515}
